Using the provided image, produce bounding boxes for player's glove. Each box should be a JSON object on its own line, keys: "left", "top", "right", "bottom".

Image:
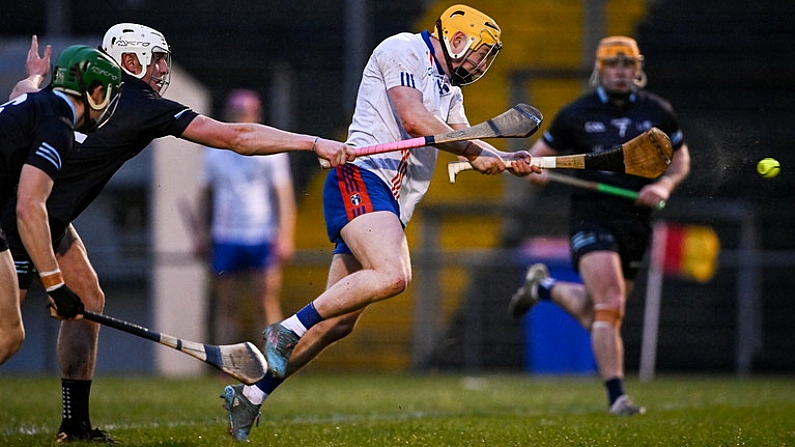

{"left": 40, "top": 269, "right": 85, "bottom": 320}
{"left": 47, "top": 283, "right": 85, "bottom": 319}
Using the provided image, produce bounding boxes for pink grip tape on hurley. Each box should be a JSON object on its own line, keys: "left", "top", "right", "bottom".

{"left": 353, "top": 136, "right": 430, "bottom": 157}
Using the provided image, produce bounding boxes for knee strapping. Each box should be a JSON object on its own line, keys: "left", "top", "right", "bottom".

{"left": 594, "top": 307, "right": 623, "bottom": 328}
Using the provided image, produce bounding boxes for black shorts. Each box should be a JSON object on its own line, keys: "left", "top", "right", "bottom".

{"left": 569, "top": 217, "right": 651, "bottom": 280}
{"left": 0, "top": 226, "right": 8, "bottom": 252}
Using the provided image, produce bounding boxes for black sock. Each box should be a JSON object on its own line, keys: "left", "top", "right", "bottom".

{"left": 536, "top": 278, "right": 556, "bottom": 301}
{"left": 59, "top": 379, "right": 92, "bottom": 434}
{"left": 605, "top": 377, "right": 624, "bottom": 407}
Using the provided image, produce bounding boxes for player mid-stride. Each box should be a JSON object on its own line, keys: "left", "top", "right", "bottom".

{"left": 221, "top": 4, "right": 540, "bottom": 441}
{"left": 511, "top": 35, "right": 690, "bottom": 416}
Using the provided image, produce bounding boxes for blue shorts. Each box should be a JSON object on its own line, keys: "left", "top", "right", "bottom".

{"left": 569, "top": 217, "right": 650, "bottom": 280}
{"left": 211, "top": 241, "right": 274, "bottom": 275}
{"left": 323, "top": 164, "right": 400, "bottom": 255}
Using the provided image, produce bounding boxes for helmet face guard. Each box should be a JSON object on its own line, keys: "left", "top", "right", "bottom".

{"left": 432, "top": 5, "right": 502, "bottom": 86}
{"left": 147, "top": 51, "right": 172, "bottom": 95}
{"left": 85, "top": 84, "right": 122, "bottom": 132}
{"left": 450, "top": 32, "right": 501, "bottom": 86}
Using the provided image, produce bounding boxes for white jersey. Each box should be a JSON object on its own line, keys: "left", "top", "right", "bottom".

{"left": 347, "top": 31, "right": 467, "bottom": 225}
{"left": 200, "top": 149, "right": 292, "bottom": 244}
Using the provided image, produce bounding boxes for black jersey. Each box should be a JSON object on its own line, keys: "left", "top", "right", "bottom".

{"left": 542, "top": 87, "right": 684, "bottom": 224}
{"left": 0, "top": 90, "right": 76, "bottom": 208}
{"left": 1, "top": 73, "right": 198, "bottom": 256}
{"left": 46, "top": 74, "right": 198, "bottom": 224}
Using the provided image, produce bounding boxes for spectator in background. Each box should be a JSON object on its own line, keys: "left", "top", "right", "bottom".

{"left": 196, "top": 89, "right": 296, "bottom": 343}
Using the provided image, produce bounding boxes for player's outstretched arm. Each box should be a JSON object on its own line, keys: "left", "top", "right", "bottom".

{"left": 181, "top": 115, "right": 354, "bottom": 167}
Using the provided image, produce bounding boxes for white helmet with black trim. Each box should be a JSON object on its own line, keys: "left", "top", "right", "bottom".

{"left": 432, "top": 4, "right": 502, "bottom": 86}
{"left": 102, "top": 23, "right": 172, "bottom": 93}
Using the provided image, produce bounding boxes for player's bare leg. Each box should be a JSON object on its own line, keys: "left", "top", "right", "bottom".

{"left": 263, "top": 211, "right": 410, "bottom": 378}
{"left": 315, "top": 211, "right": 411, "bottom": 317}
{"left": 284, "top": 252, "right": 366, "bottom": 376}
{"left": 288, "top": 311, "right": 364, "bottom": 375}
{"left": 578, "top": 251, "right": 625, "bottom": 380}
{"left": 578, "top": 251, "right": 643, "bottom": 415}
{"left": 223, "top": 230, "right": 381, "bottom": 441}
{"left": 53, "top": 225, "right": 116, "bottom": 442}
{"left": 0, "top": 249, "right": 25, "bottom": 364}
{"left": 56, "top": 227, "right": 103, "bottom": 379}
{"left": 546, "top": 281, "right": 594, "bottom": 330}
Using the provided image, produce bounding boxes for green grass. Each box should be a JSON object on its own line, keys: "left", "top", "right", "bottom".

{"left": 1, "top": 372, "right": 794, "bottom": 446}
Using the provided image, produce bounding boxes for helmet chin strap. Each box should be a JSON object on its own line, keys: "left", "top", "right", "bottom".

{"left": 73, "top": 69, "right": 99, "bottom": 132}
{"left": 151, "top": 76, "right": 169, "bottom": 91}
{"left": 435, "top": 20, "right": 468, "bottom": 87}
{"left": 451, "top": 66, "right": 475, "bottom": 85}
{"left": 76, "top": 90, "right": 99, "bottom": 132}
{"left": 75, "top": 96, "right": 99, "bottom": 132}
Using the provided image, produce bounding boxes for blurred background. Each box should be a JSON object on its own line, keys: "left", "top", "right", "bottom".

{"left": 1, "top": 0, "right": 794, "bottom": 378}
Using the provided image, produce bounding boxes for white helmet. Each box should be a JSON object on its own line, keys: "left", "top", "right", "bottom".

{"left": 102, "top": 23, "right": 172, "bottom": 93}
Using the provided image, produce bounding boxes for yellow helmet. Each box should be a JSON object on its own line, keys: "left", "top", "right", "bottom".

{"left": 595, "top": 36, "right": 643, "bottom": 70}
{"left": 591, "top": 35, "right": 647, "bottom": 88}
{"left": 432, "top": 4, "right": 502, "bottom": 85}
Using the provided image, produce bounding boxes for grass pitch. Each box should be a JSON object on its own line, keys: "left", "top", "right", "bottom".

{"left": 1, "top": 372, "right": 793, "bottom": 446}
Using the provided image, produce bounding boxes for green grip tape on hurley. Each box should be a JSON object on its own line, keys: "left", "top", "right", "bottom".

{"left": 597, "top": 183, "right": 639, "bottom": 200}
{"left": 596, "top": 184, "right": 665, "bottom": 209}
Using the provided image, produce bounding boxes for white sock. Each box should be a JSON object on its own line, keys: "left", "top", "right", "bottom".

{"left": 281, "top": 315, "right": 308, "bottom": 337}
{"left": 243, "top": 385, "right": 266, "bottom": 405}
